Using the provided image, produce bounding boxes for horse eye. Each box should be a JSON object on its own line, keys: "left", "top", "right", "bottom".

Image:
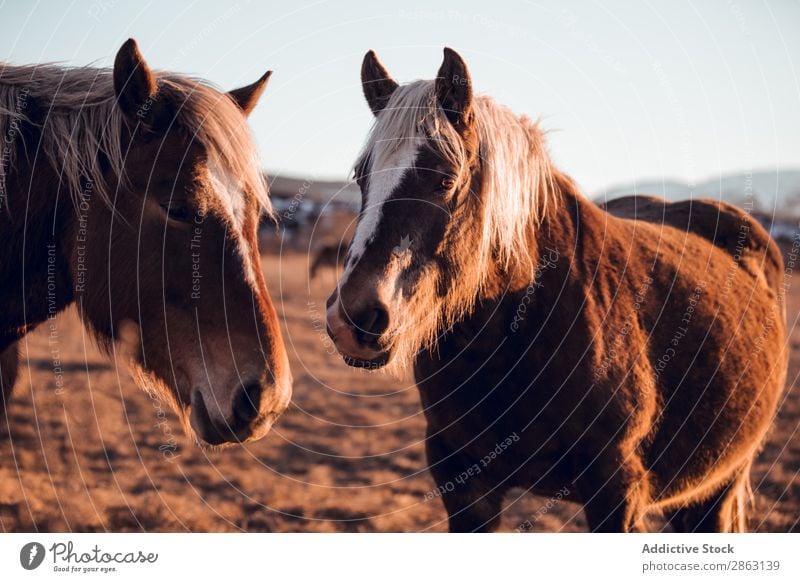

{"left": 161, "top": 202, "right": 191, "bottom": 223}
{"left": 441, "top": 176, "right": 456, "bottom": 190}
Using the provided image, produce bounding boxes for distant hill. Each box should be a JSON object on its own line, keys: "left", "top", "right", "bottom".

{"left": 596, "top": 168, "right": 800, "bottom": 218}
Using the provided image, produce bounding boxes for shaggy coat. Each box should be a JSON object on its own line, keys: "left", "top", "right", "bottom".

{"left": 328, "top": 48, "right": 786, "bottom": 532}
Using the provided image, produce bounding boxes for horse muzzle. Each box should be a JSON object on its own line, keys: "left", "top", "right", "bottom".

{"left": 189, "top": 378, "right": 290, "bottom": 446}
{"left": 326, "top": 295, "right": 391, "bottom": 369}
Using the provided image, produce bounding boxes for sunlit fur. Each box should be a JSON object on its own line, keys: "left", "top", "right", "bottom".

{"left": 344, "top": 50, "right": 787, "bottom": 532}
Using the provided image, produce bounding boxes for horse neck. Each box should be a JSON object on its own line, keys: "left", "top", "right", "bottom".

{"left": 478, "top": 169, "right": 586, "bottom": 301}
{"left": 0, "top": 134, "right": 77, "bottom": 346}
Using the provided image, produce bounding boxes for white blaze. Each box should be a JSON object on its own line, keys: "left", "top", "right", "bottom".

{"left": 207, "top": 160, "right": 256, "bottom": 286}
{"left": 328, "top": 138, "right": 421, "bottom": 349}
{"left": 342, "top": 137, "right": 421, "bottom": 281}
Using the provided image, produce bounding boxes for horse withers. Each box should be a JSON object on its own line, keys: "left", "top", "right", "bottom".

{"left": 0, "top": 40, "right": 291, "bottom": 447}
{"left": 327, "top": 48, "right": 786, "bottom": 531}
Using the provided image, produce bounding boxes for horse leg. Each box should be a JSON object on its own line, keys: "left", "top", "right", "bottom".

{"left": 668, "top": 466, "right": 751, "bottom": 532}
{"left": 425, "top": 434, "right": 503, "bottom": 532}
{"left": 577, "top": 454, "right": 650, "bottom": 532}
{"left": 309, "top": 256, "right": 320, "bottom": 280}
{"left": 0, "top": 341, "right": 20, "bottom": 425}
{"left": 440, "top": 485, "right": 504, "bottom": 533}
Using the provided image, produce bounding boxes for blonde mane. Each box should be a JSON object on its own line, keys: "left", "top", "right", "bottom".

{"left": 356, "top": 79, "right": 556, "bottom": 277}
{"left": 0, "top": 63, "right": 271, "bottom": 216}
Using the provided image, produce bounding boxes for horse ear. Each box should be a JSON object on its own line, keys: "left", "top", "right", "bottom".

{"left": 113, "top": 38, "right": 171, "bottom": 131}
{"left": 361, "top": 50, "right": 398, "bottom": 116}
{"left": 228, "top": 70, "right": 272, "bottom": 116}
{"left": 435, "top": 47, "right": 473, "bottom": 129}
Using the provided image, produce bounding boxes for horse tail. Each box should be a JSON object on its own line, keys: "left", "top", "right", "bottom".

{"left": 735, "top": 463, "right": 755, "bottom": 533}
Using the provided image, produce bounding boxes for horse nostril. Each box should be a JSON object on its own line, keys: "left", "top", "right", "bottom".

{"left": 231, "top": 381, "right": 262, "bottom": 426}
{"left": 353, "top": 304, "right": 389, "bottom": 347}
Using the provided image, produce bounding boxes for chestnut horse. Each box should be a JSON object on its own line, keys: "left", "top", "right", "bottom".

{"left": 0, "top": 40, "right": 291, "bottom": 447}
{"left": 327, "top": 48, "right": 786, "bottom": 531}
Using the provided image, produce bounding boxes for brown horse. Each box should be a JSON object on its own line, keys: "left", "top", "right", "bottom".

{"left": 309, "top": 241, "right": 348, "bottom": 280}
{"left": 0, "top": 39, "right": 291, "bottom": 447}
{"left": 327, "top": 48, "right": 787, "bottom": 531}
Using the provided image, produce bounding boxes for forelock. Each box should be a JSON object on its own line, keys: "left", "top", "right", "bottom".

{"left": 0, "top": 65, "right": 272, "bottom": 219}
{"left": 160, "top": 77, "right": 273, "bottom": 220}
{"left": 355, "top": 80, "right": 468, "bottom": 184}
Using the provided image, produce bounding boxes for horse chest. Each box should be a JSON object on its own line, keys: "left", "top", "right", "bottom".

{"left": 415, "top": 320, "right": 560, "bottom": 443}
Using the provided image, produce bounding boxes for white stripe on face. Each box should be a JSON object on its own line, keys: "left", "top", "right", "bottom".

{"left": 208, "top": 159, "right": 247, "bottom": 233}
{"left": 343, "top": 137, "right": 421, "bottom": 279}
{"left": 207, "top": 160, "right": 256, "bottom": 286}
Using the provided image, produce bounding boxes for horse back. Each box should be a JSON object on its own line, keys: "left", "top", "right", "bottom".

{"left": 601, "top": 195, "right": 784, "bottom": 293}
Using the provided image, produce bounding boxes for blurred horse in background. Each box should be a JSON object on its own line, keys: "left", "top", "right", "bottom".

{"left": 310, "top": 241, "right": 347, "bottom": 281}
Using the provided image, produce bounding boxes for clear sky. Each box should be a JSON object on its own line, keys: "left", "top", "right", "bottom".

{"left": 1, "top": 0, "right": 798, "bottom": 195}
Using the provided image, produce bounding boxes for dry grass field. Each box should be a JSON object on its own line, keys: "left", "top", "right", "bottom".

{"left": 0, "top": 250, "right": 797, "bottom": 532}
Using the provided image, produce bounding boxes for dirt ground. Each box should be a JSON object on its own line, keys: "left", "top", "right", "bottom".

{"left": 1, "top": 250, "right": 797, "bottom": 532}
